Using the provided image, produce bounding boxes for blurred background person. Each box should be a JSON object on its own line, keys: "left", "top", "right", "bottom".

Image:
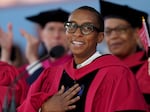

{"left": 20, "top": 8, "right": 72, "bottom": 85}
{"left": 0, "top": 23, "right": 30, "bottom": 111}
{"left": 100, "top": 0, "right": 150, "bottom": 109}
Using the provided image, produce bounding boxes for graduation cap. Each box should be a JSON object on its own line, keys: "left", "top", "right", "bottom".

{"left": 100, "top": 0, "right": 148, "bottom": 29}
{"left": 26, "top": 9, "right": 70, "bottom": 28}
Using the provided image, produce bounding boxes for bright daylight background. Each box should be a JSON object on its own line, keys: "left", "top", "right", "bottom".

{"left": 0, "top": 0, "right": 150, "bottom": 55}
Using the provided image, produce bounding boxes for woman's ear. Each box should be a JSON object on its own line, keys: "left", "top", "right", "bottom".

{"left": 97, "top": 32, "right": 104, "bottom": 43}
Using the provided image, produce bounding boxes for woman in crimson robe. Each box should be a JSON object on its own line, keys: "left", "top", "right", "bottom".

{"left": 100, "top": 1, "right": 150, "bottom": 108}
{"left": 17, "top": 6, "right": 148, "bottom": 112}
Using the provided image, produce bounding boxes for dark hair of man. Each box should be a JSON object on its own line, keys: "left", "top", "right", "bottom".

{"left": 72, "top": 6, "right": 104, "bottom": 32}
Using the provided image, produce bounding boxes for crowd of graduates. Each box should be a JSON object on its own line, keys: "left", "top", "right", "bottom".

{"left": 0, "top": 0, "right": 150, "bottom": 112}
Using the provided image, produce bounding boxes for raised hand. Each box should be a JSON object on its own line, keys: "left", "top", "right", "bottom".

{"left": 20, "top": 29, "right": 40, "bottom": 64}
{"left": 41, "top": 84, "right": 81, "bottom": 112}
{"left": 0, "top": 23, "right": 13, "bottom": 63}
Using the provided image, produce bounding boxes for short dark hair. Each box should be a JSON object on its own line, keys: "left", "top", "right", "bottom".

{"left": 72, "top": 6, "right": 104, "bottom": 32}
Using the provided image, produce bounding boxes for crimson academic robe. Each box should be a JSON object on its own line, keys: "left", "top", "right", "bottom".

{"left": 122, "top": 51, "right": 150, "bottom": 104}
{"left": 0, "top": 61, "right": 28, "bottom": 111}
{"left": 17, "top": 54, "right": 148, "bottom": 112}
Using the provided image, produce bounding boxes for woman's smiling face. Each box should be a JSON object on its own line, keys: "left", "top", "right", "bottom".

{"left": 104, "top": 18, "right": 138, "bottom": 59}
{"left": 65, "top": 9, "right": 103, "bottom": 64}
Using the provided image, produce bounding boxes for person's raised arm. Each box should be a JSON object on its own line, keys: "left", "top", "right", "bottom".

{"left": 0, "top": 23, "right": 13, "bottom": 63}
{"left": 20, "top": 29, "right": 40, "bottom": 64}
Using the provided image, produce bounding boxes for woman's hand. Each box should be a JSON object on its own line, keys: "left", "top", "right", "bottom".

{"left": 41, "top": 84, "right": 81, "bottom": 112}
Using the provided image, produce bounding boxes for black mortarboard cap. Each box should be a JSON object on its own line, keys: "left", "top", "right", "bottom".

{"left": 26, "top": 9, "right": 70, "bottom": 28}
{"left": 100, "top": 0, "right": 148, "bottom": 29}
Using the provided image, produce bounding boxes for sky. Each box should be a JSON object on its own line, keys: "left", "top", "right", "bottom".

{"left": 0, "top": 0, "right": 149, "bottom": 54}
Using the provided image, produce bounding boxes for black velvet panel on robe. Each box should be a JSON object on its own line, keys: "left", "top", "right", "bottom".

{"left": 59, "top": 69, "right": 98, "bottom": 112}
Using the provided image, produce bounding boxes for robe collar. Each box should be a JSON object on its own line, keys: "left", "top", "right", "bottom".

{"left": 64, "top": 54, "right": 124, "bottom": 80}
{"left": 122, "top": 51, "right": 146, "bottom": 68}
{"left": 76, "top": 51, "right": 101, "bottom": 69}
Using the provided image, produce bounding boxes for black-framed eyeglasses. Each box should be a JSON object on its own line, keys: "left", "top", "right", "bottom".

{"left": 64, "top": 21, "right": 101, "bottom": 35}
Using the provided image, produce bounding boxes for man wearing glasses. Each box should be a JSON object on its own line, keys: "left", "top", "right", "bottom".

{"left": 18, "top": 6, "right": 148, "bottom": 112}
